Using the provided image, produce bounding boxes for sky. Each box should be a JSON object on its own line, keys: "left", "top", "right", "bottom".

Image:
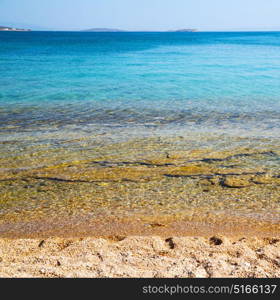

{"left": 1, "top": 0, "right": 280, "bottom": 31}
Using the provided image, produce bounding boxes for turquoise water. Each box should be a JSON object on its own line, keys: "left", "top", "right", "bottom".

{"left": 0, "top": 31, "right": 280, "bottom": 135}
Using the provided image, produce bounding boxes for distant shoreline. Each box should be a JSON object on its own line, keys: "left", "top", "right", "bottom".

{"left": 0, "top": 26, "right": 31, "bottom": 32}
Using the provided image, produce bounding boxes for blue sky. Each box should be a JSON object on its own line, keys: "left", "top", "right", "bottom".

{"left": 1, "top": 0, "right": 280, "bottom": 31}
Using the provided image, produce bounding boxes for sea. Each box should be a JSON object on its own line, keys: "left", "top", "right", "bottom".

{"left": 0, "top": 31, "right": 280, "bottom": 149}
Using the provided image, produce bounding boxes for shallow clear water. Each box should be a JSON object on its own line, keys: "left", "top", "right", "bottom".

{"left": 0, "top": 31, "right": 280, "bottom": 137}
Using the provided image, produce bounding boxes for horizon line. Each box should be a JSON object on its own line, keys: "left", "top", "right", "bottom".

{"left": 2, "top": 23, "right": 280, "bottom": 32}
{"left": 11, "top": 29, "right": 280, "bottom": 32}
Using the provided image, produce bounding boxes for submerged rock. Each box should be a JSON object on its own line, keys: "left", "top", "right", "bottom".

{"left": 252, "top": 175, "right": 274, "bottom": 185}
{"left": 221, "top": 176, "right": 252, "bottom": 188}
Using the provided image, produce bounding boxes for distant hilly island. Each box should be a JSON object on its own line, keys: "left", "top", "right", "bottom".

{"left": 82, "top": 28, "right": 126, "bottom": 32}
{"left": 81, "top": 28, "right": 197, "bottom": 32}
{"left": 170, "top": 29, "right": 198, "bottom": 32}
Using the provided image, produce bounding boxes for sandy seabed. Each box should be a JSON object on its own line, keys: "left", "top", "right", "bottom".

{"left": 0, "top": 236, "right": 279, "bottom": 278}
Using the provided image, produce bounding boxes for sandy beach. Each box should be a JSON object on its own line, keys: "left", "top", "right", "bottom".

{"left": 0, "top": 236, "right": 279, "bottom": 278}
